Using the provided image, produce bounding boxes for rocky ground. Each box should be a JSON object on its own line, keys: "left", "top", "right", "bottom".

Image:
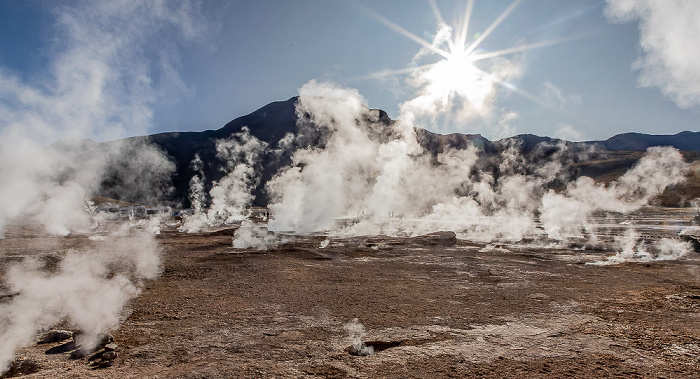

{"left": 2, "top": 212, "right": 700, "bottom": 378}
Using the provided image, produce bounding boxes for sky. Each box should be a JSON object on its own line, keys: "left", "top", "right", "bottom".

{"left": 0, "top": 0, "right": 698, "bottom": 143}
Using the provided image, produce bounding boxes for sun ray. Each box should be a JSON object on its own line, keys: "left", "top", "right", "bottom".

{"left": 367, "top": 63, "right": 437, "bottom": 79}
{"left": 354, "top": 2, "right": 451, "bottom": 59}
{"left": 347, "top": 63, "right": 440, "bottom": 82}
{"left": 493, "top": 79, "right": 544, "bottom": 106}
{"left": 469, "top": 36, "right": 577, "bottom": 62}
{"left": 462, "top": 62, "right": 544, "bottom": 106}
{"left": 428, "top": 0, "right": 456, "bottom": 52}
{"left": 369, "top": 63, "right": 439, "bottom": 79}
{"left": 464, "top": 0, "right": 522, "bottom": 55}
{"left": 526, "top": 3, "right": 601, "bottom": 36}
{"left": 456, "top": 0, "right": 475, "bottom": 52}
{"left": 427, "top": 0, "right": 445, "bottom": 24}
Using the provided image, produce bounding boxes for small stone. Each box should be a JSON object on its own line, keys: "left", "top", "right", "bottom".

{"left": 70, "top": 349, "right": 86, "bottom": 359}
{"left": 72, "top": 329, "right": 84, "bottom": 340}
{"left": 96, "top": 360, "right": 114, "bottom": 368}
{"left": 104, "top": 343, "right": 118, "bottom": 351}
{"left": 347, "top": 343, "right": 375, "bottom": 356}
{"left": 412, "top": 231, "right": 457, "bottom": 247}
{"left": 98, "top": 334, "right": 114, "bottom": 346}
{"left": 40, "top": 330, "right": 73, "bottom": 344}
{"left": 681, "top": 234, "right": 700, "bottom": 253}
{"left": 101, "top": 351, "right": 118, "bottom": 361}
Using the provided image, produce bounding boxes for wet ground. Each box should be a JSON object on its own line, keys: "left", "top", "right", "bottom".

{"left": 1, "top": 208, "right": 700, "bottom": 378}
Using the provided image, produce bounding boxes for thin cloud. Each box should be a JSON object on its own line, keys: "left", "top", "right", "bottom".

{"left": 606, "top": 0, "right": 700, "bottom": 109}
{"left": 554, "top": 123, "right": 584, "bottom": 141}
{"left": 541, "top": 82, "right": 581, "bottom": 110}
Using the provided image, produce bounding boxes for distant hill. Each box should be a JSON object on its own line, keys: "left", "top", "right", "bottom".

{"left": 495, "top": 132, "right": 700, "bottom": 153}
{"left": 51, "top": 97, "right": 699, "bottom": 207}
{"left": 600, "top": 131, "right": 700, "bottom": 151}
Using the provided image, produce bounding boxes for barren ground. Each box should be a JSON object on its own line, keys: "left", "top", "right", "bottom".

{"left": 2, "top": 210, "right": 700, "bottom": 378}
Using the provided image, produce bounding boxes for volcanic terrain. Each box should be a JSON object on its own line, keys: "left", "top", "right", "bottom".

{"left": 2, "top": 207, "right": 700, "bottom": 378}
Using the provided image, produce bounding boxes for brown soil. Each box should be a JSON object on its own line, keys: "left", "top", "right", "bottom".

{"left": 2, "top": 225, "right": 700, "bottom": 378}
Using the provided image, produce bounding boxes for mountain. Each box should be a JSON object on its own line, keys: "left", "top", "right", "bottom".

{"left": 601, "top": 131, "right": 700, "bottom": 151}
{"left": 58, "top": 97, "right": 698, "bottom": 207}
{"left": 494, "top": 131, "right": 700, "bottom": 153}
{"left": 140, "top": 97, "right": 300, "bottom": 206}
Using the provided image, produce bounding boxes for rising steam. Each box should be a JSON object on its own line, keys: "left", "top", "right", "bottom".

{"left": 1, "top": 0, "right": 691, "bottom": 372}
{"left": 181, "top": 127, "right": 267, "bottom": 232}
{"left": 0, "top": 232, "right": 162, "bottom": 372}
{"left": 209, "top": 81, "right": 692, "bottom": 262}
{"left": 0, "top": 1, "right": 211, "bottom": 374}
{"left": 540, "top": 146, "right": 688, "bottom": 240}
{"left": 345, "top": 318, "right": 374, "bottom": 356}
{"left": 606, "top": 0, "right": 700, "bottom": 109}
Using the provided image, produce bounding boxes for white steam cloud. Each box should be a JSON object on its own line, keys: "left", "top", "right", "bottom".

{"left": 181, "top": 127, "right": 267, "bottom": 232}
{"left": 0, "top": 1, "right": 213, "bottom": 144}
{"left": 0, "top": 233, "right": 162, "bottom": 372}
{"left": 540, "top": 146, "right": 688, "bottom": 240}
{"left": 591, "top": 229, "right": 693, "bottom": 265}
{"left": 0, "top": 0, "right": 212, "bottom": 236}
{"left": 345, "top": 318, "right": 374, "bottom": 356}
{"left": 233, "top": 220, "right": 285, "bottom": 250}
{"left": 0, "top": 1, "right": 212, "bottom": 374}
{"left": 605, "top": 0, "right": 700, "bottom": 109}
{"left": 554, "top": 123, "right": 584, "bottom": 142}
{"left": 165, "top": 80, "right": 689, "bottom": 264}
{"left": 261, "top": 81, "right": 688, "bottom": 252}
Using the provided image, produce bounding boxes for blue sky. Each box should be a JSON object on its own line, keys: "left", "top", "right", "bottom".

{"left": 0, "top": 0, "right": 698, "bottom": 143}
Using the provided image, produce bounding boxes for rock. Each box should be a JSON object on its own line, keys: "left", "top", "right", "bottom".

{"left": 412, "top": 231, "right": 457, "bottom": 247}
{"left": 347, "top": 343, "right": 375, "bottom": 356}
{"left": 40, "top": 330, "right": 73, "bottom": 344}
{"left": 104, "top": 343, "right": 118, "bottom": 351}
{"left": 681, "top": 234, "right": 700, "bottom": 253}
{"left": 70, "top": 349, "right": 86, "bottom": 359}
{"left": 74, "top": 331, "right": 113, "bottom": 345}
{"left": 98, "top": 334, "right": 114, "bottom": 346}
{"left": 1, "top": 360, "right": 41, "bottom": 377}
{"left": 101, "top": 350, "right": 118, "bottom": 361}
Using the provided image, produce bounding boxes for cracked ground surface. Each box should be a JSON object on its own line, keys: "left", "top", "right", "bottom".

{"left": 1, "top": 219, "right": 700, "bottom": 378}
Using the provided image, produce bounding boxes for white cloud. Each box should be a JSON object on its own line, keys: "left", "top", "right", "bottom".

{"left": 541, "top": 82, "right": 581, "bottom": 110}
{"left": 606, "top": 0, "right": 700, "bottom": 109}
{"left": 491, "top": 110, "right": 519, "bottom": 140}
{"left": 553, "top": 123, "right": 584, "bottom": 141}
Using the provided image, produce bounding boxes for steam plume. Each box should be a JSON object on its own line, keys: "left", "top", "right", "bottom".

{"left": 181, "top": 127, "right": 267, "bottom": 232}
{"left": 260, "top": 81, "right": 689, "bottom": 254}
{"left": 345, "top": 318, "right": 374, "bottom": 356}
{"left": 0, "top": 232, "right": 162, "bottom": 373}
{"left": 540, "top": 147, "right": 688, "bottom": 240}
{"left": 0, "top": 1, "right": 212, "bottom": 373}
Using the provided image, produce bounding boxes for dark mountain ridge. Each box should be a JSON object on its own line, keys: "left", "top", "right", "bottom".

{"left": 54, "top": 97, "right": 698, "bottom": 207}
{"left": 599, "top": 131, "right": 700, "bottom": 151}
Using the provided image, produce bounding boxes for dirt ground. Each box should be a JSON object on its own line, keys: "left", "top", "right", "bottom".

{"left": 2, "top": 215, "right": 700, "bottom": 378}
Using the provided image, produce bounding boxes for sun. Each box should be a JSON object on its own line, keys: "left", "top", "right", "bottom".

{"left": 422, "top": 48, "right": 492, "bottom": 110}
{"left": 356, "top": 0, "right": 569, "bottom": 126}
